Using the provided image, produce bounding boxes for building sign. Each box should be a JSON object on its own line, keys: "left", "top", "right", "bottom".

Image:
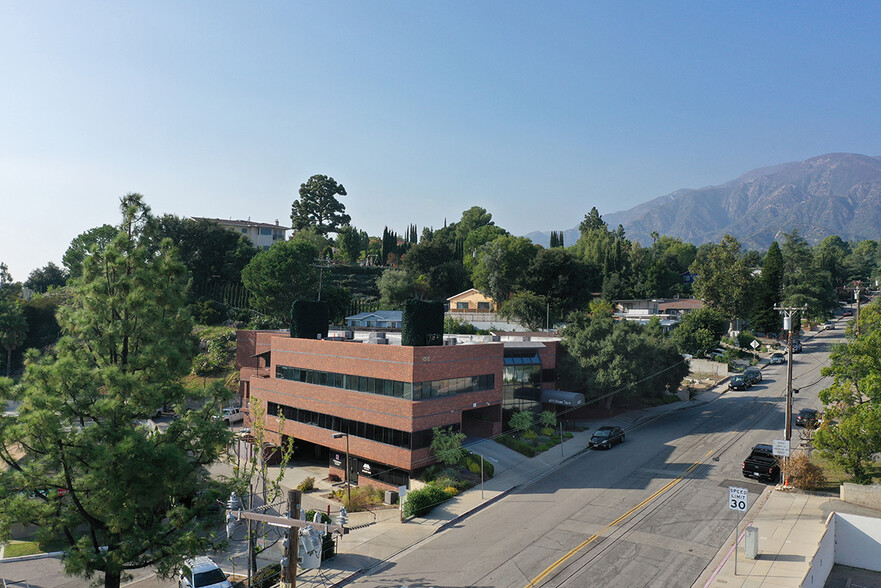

{"left": 331, "top": 453, "right": 342, "bottom": 468}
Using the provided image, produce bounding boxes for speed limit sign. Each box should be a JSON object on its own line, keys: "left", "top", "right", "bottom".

{"left": 729, "top": 486, "right": 748, "bottom": 512}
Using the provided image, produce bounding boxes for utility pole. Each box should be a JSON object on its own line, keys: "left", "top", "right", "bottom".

{"left": 855, "top": 281, "right": 863, "bottom": 338}
{"left": 283, "top": 489, "right": 302, "bottom": 587}
{"left": 774, "top": 303, "right": 807, "bottom": 486}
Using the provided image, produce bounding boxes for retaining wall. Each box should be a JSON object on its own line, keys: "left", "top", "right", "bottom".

{"left": 841, "top": 482, "right": 881, "bottom": 511}
{"left": 688, "top": 358, "right": 729, "bottom": 377}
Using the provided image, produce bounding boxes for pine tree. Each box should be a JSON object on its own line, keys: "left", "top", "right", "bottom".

{"left": 0, "top": 195, "right": 231, "bottom": 588}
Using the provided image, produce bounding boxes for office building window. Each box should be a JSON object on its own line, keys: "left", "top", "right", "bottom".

{"left": 266, "top": 401, "right": 456, "bottom": 450}
{"left": 276, "top": 365, "right": 494, "bottom": 400}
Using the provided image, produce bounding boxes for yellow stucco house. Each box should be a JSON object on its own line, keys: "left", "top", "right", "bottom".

{"left": 446, "top": 289, "right": 498, "bottom": 313}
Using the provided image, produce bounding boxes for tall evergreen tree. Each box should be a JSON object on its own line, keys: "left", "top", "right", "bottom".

{"left": 0, "top": 296, "right": 28, "bottom": 377}
{"left": 0, "top": 195, "right": 231, "bottom": 588}
{"left": 290, "top": 174, "right": 350, "bottom": 235}
{"left": 752, "top": 241, "right": 784, "bottom": 333}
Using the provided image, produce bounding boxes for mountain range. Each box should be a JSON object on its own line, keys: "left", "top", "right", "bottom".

{"left": 526, "top": 153, "right": 881, "bottom": 250}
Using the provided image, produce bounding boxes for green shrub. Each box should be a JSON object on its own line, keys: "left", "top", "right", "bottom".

{"left": 539, "top": 410, "right": 557, "bottom": 428}
{"left": 564, "top": 432, "right": 573, "bottom": 439}
{"left": 191, "top": 299, "right": 227, "bottom": 325}
{"left": 403, "top": 485, "right": 450, "bottom": 517}
{"left": 421, "top": 465, "right": 440, "bottom": 482}
{"left": 509, "top": 409, "right": 535, "bottom": 433}
{"left": 736, "top": 330, "right": 757, "bottom": 349}
{"left": 444, "top": 486, "right": 459, "bottom": 496}
{"left": 252, "top": 563, "right": 281, "bottom": 588}
{"left": 297, "top": 476, "right": 315, "bottom": 492}
{"left": 541, "top": 427, "right": 555, "bottom": 436}
{"left": 303, "top": 509, "right": 332, "bottom": 524}
{"left": 496, "top": 434, "right": 537, "bottom": 457}
{"left": 523, "top": 429, "right": 538, "bottom": 440}
{"left": 338, "top": 486, "right": 382, "bottom": 512}
{"left": 536, "top": 443, "right": 550, "bottom": 452}
{"left": 468, "top": 461, "right": 480, "bottom": 474}
{"left": 440, "top": 467, "right": 460, "bottom": 479}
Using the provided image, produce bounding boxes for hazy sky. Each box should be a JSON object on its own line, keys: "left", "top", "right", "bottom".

{"left": 3, "top": 2, "right": 881, "bottom": 279}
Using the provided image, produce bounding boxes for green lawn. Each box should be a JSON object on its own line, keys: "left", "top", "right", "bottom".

{"left": 812, "top": 454, "right": 881, "bottom": 492}
{"left": 4, "top": 540, "right": 42, "bottom": 558}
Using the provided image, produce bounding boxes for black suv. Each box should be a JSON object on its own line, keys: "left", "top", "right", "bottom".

{"left": 589, "top": 426, "right": 625, "bottom": 449}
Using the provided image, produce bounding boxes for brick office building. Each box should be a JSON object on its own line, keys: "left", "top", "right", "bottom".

{"left": 236, "top": 330, "right": 564, "bottom": 490}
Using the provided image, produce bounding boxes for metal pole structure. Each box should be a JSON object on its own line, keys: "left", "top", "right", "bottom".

{"left": 734, "top": 511, "right": 738, "bottom": 576}
{"left": 480, "top": 453, "right": 484, "bottom": 499}
{"left": 855, "top": 282, "right": 862, "bottom": 338}
{"left": 332, "top": 432, "right": 351, "bottom": 507}
{"left": 284, "top": 489, "right": 301, "bottom": 588}
{"left": 774, "top": 304, "right": 807, "bottom": 487}
{"left": 560, "top": 420, "right": 564, "bottom": 458}
{"left": 247, "top": 483, "right": 253, "bottom": 588}
{"left": 345, "top": 433, "right": 351, "bottom": 506}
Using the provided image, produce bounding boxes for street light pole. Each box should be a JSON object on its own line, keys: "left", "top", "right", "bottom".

{"left": 332, "top": 432, "right": 351, "bottom": 506}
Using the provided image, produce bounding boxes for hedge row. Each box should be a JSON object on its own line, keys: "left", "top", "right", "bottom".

{"left": 495, "top": 435, "right": 537, "bottom": 457}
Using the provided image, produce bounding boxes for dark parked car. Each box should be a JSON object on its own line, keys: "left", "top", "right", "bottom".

{"left": 744, "top": 366, "right": 762, "bottom": 384}
{"left": 843, "top": 309, "right": 854, "bottom": 317}
{"left": 792, "top": 340, "right": 802, "bottom": 353}
{"left": 795, "top": 408, "right": 820, "bottom": 428}
{"left": 770, "top": 353, "right": 786, "bottom": 365}
{"left": 589, "top": 426, "right": 625, "bottom": 449}
{"left": 728, "top": 374, "right": 751, "bottom": 390}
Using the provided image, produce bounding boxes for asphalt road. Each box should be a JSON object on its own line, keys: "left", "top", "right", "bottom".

{"left": 0, "top": 326, "right": 842, "bottom": 587}
{"left": 351, "top": 328, "right": 842, "bottom": 588}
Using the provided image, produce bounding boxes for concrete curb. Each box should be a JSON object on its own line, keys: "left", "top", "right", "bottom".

{"left": 0, "top": 550, "right": 65, "bottom": 562}
{"left": 436, "top": 484, "right": 519, "bottom": 534}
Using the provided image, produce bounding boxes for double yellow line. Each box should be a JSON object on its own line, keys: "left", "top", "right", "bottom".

{"left": 525, "top": 449, "right": 714, "bottom": 587}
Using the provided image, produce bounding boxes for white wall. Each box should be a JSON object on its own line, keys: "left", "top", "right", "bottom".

{"left": 802, "top": 513, "right": 835, "bottom": 588}
{"left": 835, "top": 512, "right": 881, "bottom": 571}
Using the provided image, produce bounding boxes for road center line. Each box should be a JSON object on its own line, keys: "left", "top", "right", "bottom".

{"left": 525, "top": 453, "right": 712, "bottom": 587}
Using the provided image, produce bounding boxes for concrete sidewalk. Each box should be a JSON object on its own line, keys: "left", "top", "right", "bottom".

{"left": 694, "top": 489, "right": 833, "bottom": 588}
